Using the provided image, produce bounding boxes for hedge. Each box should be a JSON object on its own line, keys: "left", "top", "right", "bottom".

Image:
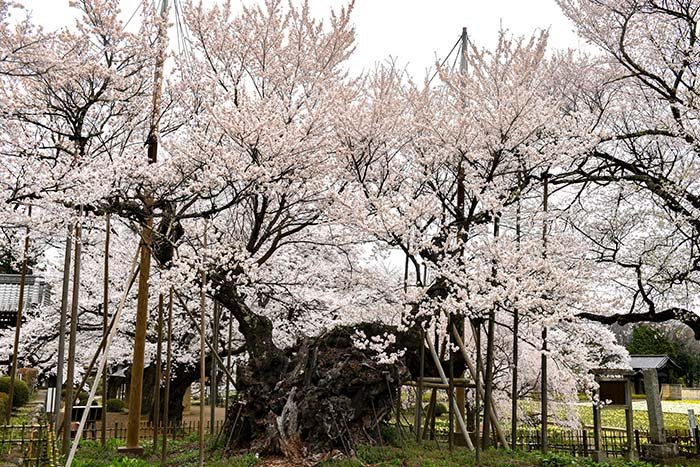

{"left": 0, "top": 377, "right": 30, "bottom": 408}
{"left": 105, "top": 398, "right": 125, "bottom": 413}
{"left": 0, "top": 392, "right": 8, "bottom": 422}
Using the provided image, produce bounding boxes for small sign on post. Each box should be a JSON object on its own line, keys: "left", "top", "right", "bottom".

{"left": 45, "top": 387, "right": 56, "bottom": 413}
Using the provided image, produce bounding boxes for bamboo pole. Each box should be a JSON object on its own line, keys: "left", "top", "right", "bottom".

{"left": 55, "top": 225, "right": 72, "bottom": 433}
{"left": 101, "top": 214, "right": 110, "bottom": 446}
{"left": 63, "top": 218, "right": 82, "bottom": 454}
{"left": 7, "top": 206, "right": 31, "bottom": 423}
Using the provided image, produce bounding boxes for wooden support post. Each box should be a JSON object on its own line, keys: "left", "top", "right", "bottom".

{"left": 624, "top": 376, "right": 637, "bottom": 460}
{"left": 161, "top": 289, "right": 174, "bottom": 465}
{"left": 224, "top": 309, "right": 232, "bottom": 422}
{"left": 482, "top": 215, "right": 499, "bottom": 449}
{"left": 63, "top": 219, "right": 82, "bottom": 454}
{"left": 55, "top": 225, "right": 72, "bottom": 433}
{"left": 540, "top": 172, "right": 549, "bottom": 454}
{"left": 210, "top": 301, "right": 219, "bottom": 435}
{"left": 65, "top": 247, "right": 141, "bottom": 467}
{"left": 199, "top": 222, "right": 207, "bottom": 467}
{"left": 448, "top": 315, "right": 455, "bottom": 451}
{"left": 153, "top": 294, "right": 164, "bottom": 445}
{"left": 7, "top": 207, "right": 31, "bottom": 424}
{"left": 512, "top": 193, "right": 521, "bottom": 450}
{"left": 474, "top": 320, "right": 482, "bottom": 463}
{"left": 451, "top": 323, "right": 508, "bottom": 448}
{"left": 425, "top": 334, "right": 474, "bottom": 450}
{"left": 101, "top": 214, "right": 110, "bottom": 447}
{"left": 124, "top": 0, "right": 168, "bottom": 453}
{"left": 415, "top": 328, "right": 424, "bottom": 443}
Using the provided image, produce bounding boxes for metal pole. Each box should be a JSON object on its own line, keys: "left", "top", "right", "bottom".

{"left": 7, "top": 207, "right": 31, "bottom": 423}
{"left": 161, "top": 288, "right": 174, "bottom": 465}
{"left": 101, "top": 214, "right": 110, "bottom": 446}
{"left": 55, "top": 225, "right": 72, "bottom": 434}
{"left": 124, "top": 0, "right": 168, "bottom": 452}
{"left": 63, "top": 218, "right": 82, "bottom": 453}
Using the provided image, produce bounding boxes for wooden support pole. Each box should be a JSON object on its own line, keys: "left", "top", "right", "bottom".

{"left": 210, "top": 301, "right": 219, "bottom": 435}
{"left": 153, "top": 294, "right": 164, "bottom": 445}
{"left": 450, "top": 323, "right": 508, "bottom": 448}
{"left": 482, "top": 216, "right": 499, "bottom": 449}
{"left": 55, "top": 225, "right": 72, "bottom": 432}
{"left": 161, "top": 288, "right": 174, "bottom": 465}
{"left": 124, "top": 0, "right": 168, "bottom": 452}
{"left": 512, "top": 198, "right": 521, "bottom": 449}
{"left": 101, "top": 214, "right": 110, "bottom": 447}
{"left": 424, "top": 334, "right": 474, "bottom": 450}
{"left": 224, "top": 309, "right": 233, "bottom": 422}
{"left": 63, "top": 219, "right": 82, "bottom": 454}
{"left": 7, "top": 207, "right": 31, "bottom": 424}
{"left": 65, "top": 247, "right": 140, "bottom": 467}
{"left": 448, "top": 315, "right": 455, "bottom": 451}
{"left": 541, "top": 171, "right": 549, "bottom": 454}
{"left": 474, "top": 320, "right": 482, "bottom": 464}
{"left": 199, "top": 222, "right": 207, "bottom": 467}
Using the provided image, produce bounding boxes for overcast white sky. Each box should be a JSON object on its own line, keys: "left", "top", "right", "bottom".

{"left": 20, "top": 0, "right": 586, "bottom": 78}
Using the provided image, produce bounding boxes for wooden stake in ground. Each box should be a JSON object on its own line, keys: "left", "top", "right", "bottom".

{"left": 63, "top": 217, "right": 82, "bottom": 454}
{"left": 124, "top": 0, "right": 168, "bottom": 453}
{"left": 54, "top": 225, "right": 72, "bottom": 433}
{"left": 101, "top": 214, "right": 110, "bottom": 446}
{"left": 7, "top": 206, "right": 31, "bottom": 424}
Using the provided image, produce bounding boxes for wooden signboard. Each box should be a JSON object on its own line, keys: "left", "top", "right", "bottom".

{"left": 598, "top": 380, "right": 626, "bottom": 407}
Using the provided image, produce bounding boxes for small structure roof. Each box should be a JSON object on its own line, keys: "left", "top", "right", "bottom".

{"left": 0, "top": 274, "right": 49, "bottom": 311}
{"left": 629, "top": 354, "right": 680, "bottom": 370}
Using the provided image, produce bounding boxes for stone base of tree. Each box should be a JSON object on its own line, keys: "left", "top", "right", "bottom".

{"left": 590, "top": 450, "right": 607, "bottom": 463}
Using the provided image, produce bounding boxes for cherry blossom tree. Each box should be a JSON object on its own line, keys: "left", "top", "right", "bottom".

{"left": 557, "top": 0, "right": 700, "bottom": 337}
